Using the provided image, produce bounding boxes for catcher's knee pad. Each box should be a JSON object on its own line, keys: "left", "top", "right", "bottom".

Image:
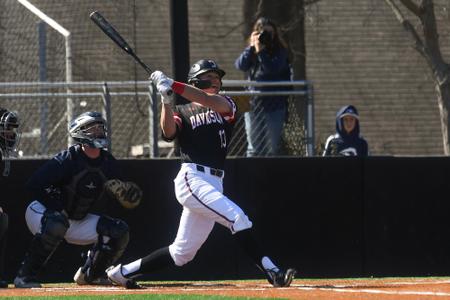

{"left": 0, "top": 211, "right": 8, "bottom": 240}
{"left": 96, "top": 216, "right": 129, "bottom": 258}
{"left": 231, "top": 213, "right": 253, "bottom": 233}
{"left": 96, "top": 215, "right": 129, "bottom": 244}
{"left": 40, "top": 210, "right": 69, "bottom": 251}
{"left": 18, "top": 211, "right": 69, "bottom": 276}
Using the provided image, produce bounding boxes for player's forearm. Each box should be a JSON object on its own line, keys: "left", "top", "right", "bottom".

{"left": 171, "top": 82, "right": 231, "bottom": 114}
{"left": 160, "top": 104, "right": 177, "bottom": 139}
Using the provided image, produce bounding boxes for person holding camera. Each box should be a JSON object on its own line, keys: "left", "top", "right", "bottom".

{"left": 235, "top": 17, "right": 292, "bottom": 157}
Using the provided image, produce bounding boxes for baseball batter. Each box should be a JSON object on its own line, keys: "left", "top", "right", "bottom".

{"left": 14, "top": 112, "right": 138, "bottom": 288}
{"left": 0, "top": 108, "right": 21, "bottom": 288}
{"left": 107, "top": 59, "right": 296, "bottom": 288}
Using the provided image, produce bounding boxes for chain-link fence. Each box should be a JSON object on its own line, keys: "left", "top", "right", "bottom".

{"left": 222, "top": 80, "right": 314, "bottom": 157}
{"left": 0, "top": 80, "right": 313, "bottom": 158}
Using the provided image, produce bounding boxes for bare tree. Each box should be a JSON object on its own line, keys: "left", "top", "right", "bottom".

{"left": 242, "top": 1, "right": 306, "bottom": 83}
{"left": 385, "top": 0, "right": 450, "bottom": 154}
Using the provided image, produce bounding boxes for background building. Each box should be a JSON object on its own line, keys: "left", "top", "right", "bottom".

{"left": 0, "top": 0, "right": 448, "bottom": 156}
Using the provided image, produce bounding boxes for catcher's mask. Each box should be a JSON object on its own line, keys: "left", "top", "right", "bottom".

{"left": 69, "top": 111, "right": 108, "bottom": 149}
{"left": 0, "top": 109, "right": 21, "bottom": 156}
{"left": 187, "top": 59, "right": 225, "bottom": 89}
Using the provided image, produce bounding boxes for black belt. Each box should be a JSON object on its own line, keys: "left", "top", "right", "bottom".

{"left": 196, "top": 164, "right": 224, "bottom": 178}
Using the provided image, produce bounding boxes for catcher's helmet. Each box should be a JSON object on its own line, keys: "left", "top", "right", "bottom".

{"left": 0, "top": 108, "right": 21, "bottom": 155}
{"left": 69, "top": 111, "right": 108, "bottom": 149}
{"left": 187, "top": 59, "right": 226, "bottom": 84}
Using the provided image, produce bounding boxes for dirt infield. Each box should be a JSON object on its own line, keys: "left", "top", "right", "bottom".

{"left": 3, "top": 277, "right": 450, "bottom": 299}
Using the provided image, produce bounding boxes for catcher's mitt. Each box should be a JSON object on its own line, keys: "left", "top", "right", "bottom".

{"left": 104, "top": 179, "right": 143, "bottom": 209}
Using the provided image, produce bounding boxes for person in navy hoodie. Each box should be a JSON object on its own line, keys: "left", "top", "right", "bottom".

{"left": 323, "top": 105, "right": 369, "bottom": 157}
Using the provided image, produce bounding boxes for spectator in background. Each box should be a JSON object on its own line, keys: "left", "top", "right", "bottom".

{"left": 323, "top": 105, "right": 369, "bottom": 157}
{"left": 235, "top": 17, "right": 292, "bottom": 157}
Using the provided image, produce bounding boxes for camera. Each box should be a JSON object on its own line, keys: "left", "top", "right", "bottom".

{"left": 258, "top": 30, "right": 273, "bottom": 47}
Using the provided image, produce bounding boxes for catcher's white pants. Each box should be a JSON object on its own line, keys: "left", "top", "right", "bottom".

{"left": 168, "top": 163, "right": 252, "bottom": 266}
{"left": 25, "top": 200, "right": 100, "bottom": 245}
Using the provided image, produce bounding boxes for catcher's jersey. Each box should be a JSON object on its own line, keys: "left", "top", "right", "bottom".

{"left": 26, "top": 144, "right": 120, "bottom": 219}
{"left": 172, "top": 96, "right": 237, "bottom": 170}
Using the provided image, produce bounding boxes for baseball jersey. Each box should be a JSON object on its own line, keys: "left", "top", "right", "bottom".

{"left": 169, "top": 96, "right": 237, "bottom": 170}
{"left": 26, "top": 144, "right": 120, "bottom": 219}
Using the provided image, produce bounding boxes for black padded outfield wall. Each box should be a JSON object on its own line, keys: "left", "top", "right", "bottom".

{"left": 363, "top": 157, "right": 450, "bottom": 276}
{"left": 1, "top": 157, "right": 450, "bottom": 283}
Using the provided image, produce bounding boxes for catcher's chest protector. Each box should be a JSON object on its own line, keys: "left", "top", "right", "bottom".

{"left": 64, "top": 164, "right": 107, "bottom": 220}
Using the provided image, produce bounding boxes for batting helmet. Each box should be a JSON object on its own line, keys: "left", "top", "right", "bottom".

{"left": 187, "top": 59, "right": 226, "bottom": 85}
{"left": 0, "top": 108, "right": 21, "bottom": 155}
{"left": 69, "top": 111, "right": 108, "bottom": 149}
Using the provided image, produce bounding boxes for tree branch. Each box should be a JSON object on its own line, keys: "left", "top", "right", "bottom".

{"left": 384, "top": 0, "right": 427, "bottom": 57}
{"left": 420, "top": 0, "right": 448, "bottom": 85}
{"left": 386, "top": 0, "right": 448, "bottom": 86}
{"left": 305, "top": 0, "right": 322, "bottom": 5}
{"left": 398, "top": 0, "right": 423, "bottom": 16}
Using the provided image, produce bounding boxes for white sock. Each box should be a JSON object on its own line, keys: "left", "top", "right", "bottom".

{"left": 261, "top": 256, "right": 279, "bottom": 272}
{"left": 122, "top": 259, "right": 142, "bottom": 277}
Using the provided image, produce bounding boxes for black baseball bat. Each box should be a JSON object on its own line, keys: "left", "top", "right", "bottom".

{"left": 89, "top": 11, "right": 153, "bottom": 75}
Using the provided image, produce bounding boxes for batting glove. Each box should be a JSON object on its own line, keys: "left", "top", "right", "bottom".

{"left": 159, "top": 85, "right": 174, "bottom": 104}
{"left": 150, "top": 71, "right": 174, "bottom": 104}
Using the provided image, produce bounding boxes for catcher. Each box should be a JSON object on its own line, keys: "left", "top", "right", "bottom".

{"left": 14, "top": 111, "right": 142, "bottom": 288}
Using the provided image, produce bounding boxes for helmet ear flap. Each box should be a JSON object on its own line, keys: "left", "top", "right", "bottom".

{"left": 189, "top": 78, "right": 213, "bottom": 89}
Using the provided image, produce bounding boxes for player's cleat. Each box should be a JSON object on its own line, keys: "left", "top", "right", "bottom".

{"left": 13, "top": 276, "right": 42, "bottom": 288}
{"left": 265, "top": 268, "right": 296, "bottom": 287}
{"left": 0, "top": 279, "right": 7, "bottom": 288}
{"left": 74, "top": 267, "right": 112, "bottom": 286}
{"left": 106, "top": 264, "right": 141, "bottom": 289}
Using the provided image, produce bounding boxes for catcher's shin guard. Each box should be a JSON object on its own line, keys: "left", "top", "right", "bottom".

{"left": 82, "top": 216, "right": 129, "bottom": 281}
{"left": 0, "top": 212, "right": 8, "bottom": 279}
{"left": 16, "top": 234, "right": 57, "bottom": 280}
{"left": 74, "top": 250, "right": 112, "bottom": 286}
{"left": 17, "top": 210, "right": 68, "bottom": 279}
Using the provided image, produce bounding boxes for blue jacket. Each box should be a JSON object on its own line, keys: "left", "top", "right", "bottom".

{"left": 235, "top": 46, "right": 291, "bottom": 111}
